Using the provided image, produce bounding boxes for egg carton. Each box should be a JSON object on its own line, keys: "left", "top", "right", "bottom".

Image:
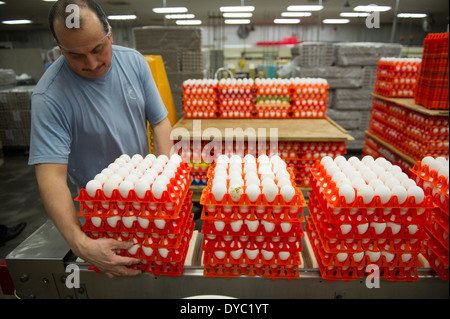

{"left": 309, "top": 161, "right": 435, "bottom": 212}
{"left": 425, "top": 235, "right": 449, "bottom": 268}
{"left": 218, "top": 105, "right": 255, "bottom": 119}
{"left": 81, "top": 192, "right": 193, "bottom": 236}
{"left": 422, "top": 240, "right": 449, "bottom": 281}
{"left": 410, "top": 161, "right": 449, "bottom": 199}
{"left": 202, "top": 234, "right": 302, "bottom": 251}
{"left": 203, "top": 261, "right": 300, "bottom": 280}
{"left": 201, "top": 218, "right": 304, "bottom": 238}
{"left": 201, "top": 204, "right": 304, "bottom": 223}
{"left": 427, "top": 217, "right": 449, "bottom": 252}
{"left": 122, "top": 215, "right": 194, "bottom": 263}
{"left": 308, "top": 193, "right": 430, "bottom": 241}
{"left": 253, "top": 107, "right": 291, "bottom": 119}
{"left": 312, "top": 238, "right": 422, "bottom": 269}
{"left": 183, "top": 106, "right": 219, "bottom": 119}
{"left": 290, "top": 106, "right": 328, "bottom": 119}
{"left": 77, "top": 174, "right": 192, "bottom": 219}
{"left": 305, "top": 216, "right": 425, "bottom": 254}
{"left": 88, "top": 219, "right": 194, "bottom": 277}
{"left": 306, "top": 223, "right": 421, "bottom": 282}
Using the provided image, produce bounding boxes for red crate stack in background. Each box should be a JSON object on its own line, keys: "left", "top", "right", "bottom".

{"left": 410, "top": 157, "right": 449, "bottom": 281}
{"left": 374, "top": 57, "right": 421, "bottom": 98}
{"left": 182, "top": 79, "right": 219, "bottom": 118}
{"left": 414, "top": 32, "right": 449, "bottom": 110}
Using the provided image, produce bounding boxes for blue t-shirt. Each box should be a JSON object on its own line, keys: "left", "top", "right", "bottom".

{"left": 28, "top": 45, "right": 168, "bottom": 189}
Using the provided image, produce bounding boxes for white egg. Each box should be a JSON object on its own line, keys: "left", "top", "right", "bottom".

{"left": 357, "top": 223, "right": 369, "bottom": 235}
{"left": 340, "top": 224, "right": 352, "bottom": 235}
{"left": 243, "top": 163, "right": 257, "bottom": 174}
{"left": 155, "top": 174, "right": 170, "bottom": 186}
{"left": 421, "top": 156, "right": 435, "bottom": 168}
{"left": 230, "top": 154, "right": 243, "bottom": 165}
{"left": 145, "top": 154, "right": 157, "bottom": 162}
{"left": 407, "top": 186, "right": 425, "bottom": 205}
{"left": 151, "top": 179, "right": 167, "bottom": 200}
{"left": 333, "top": 155, "right": 347, "bottom": 166}
{"left": 230, "top": 220, "right": 244, "bottom": 232}
{"left": 276, "top": 177, "right": 291, "bottom": 188}
{"left": 216, "top": 154, "right": 230, "bottom": 164}
{"left": 351, "top": 177, "right": 367, "bottom": 190}
{"left": 371, "top": 222, "right": 387, "bottom": 235}
{"left": 122, "top": 215, "right": 137, "bottom": 229}
{"left": 246, "top": 184, "right": 261, "bottom": 202}
{"left": 374, "top": 185, "right": 392, "bottom": 205}
{"left": 384, "top": 177, "right": 400, "bottom": 190}
{"left": 261, "top": 250, "right": 274, "bottom": 261}
{"left": 86, "top": 179, "right": 103, "bottom": 198}
{"left": 144, "top": 168, "right": 159, "bottom": 180}
{"left": 280, "top": 222, "right": 293, "bottom": 233}
{"left": 101, "top": 168, "right": 114, "bottom": 177}
{"left": 381, "top": 251, "right": 395, "bottom": 263}
{"left": 154, "top": 219, "right": 166, "bottom": 230}
{"left": 245, "top": 249, "right": 259, "bottom": 260}
{"left": 229, "top": 163, "right": 243, "bottom": 174}
{"left": 262, "top": 182, "right": 278, "bottom": 202}
{"left": 257, "top": 154, "right": 270, "bottom": 164}
{"left": 391, "top": 185, "right": 407, "bottom": 205}
{"left": 213, "top": 175, "right": 227, "bottom": 186}
{"left": 353, "top": 252, "right": 365, "bottom": 263}
{"left": 366, "top": 251, "right": 381, "bottom": 263}
{"left": 438, "top": 166, "right": 449, "bottom": 179}
{"left": 244, "top": 219, "right": 260, "bottom": 232}
{"left": 162, "top": 168, "right": 176, "bottom": 180}
{"left": 243, "top": 154, "right": 256, "bottom": 163}
{"left": 129, "top": 168, "right": 143, "bottom": 178}
{"left": 118, "top": 180, "right": 135, "bottom": 199}
{"left": 119, "top": 154, "right": 131, "bottom": 162}
{"left": 106, "top": 209, "right": 121, "bottom": 228}
{"left": 275, "top": 169, "right": 290, "bottom": 181}
{"left": 361, "top": 155, "right": 375, "bottom": 165}
{"left": 211, "top": 182, "right": 227, "bottom": 201}
{"left": 114, "top": 157, "right": 127, "bottom": 166}
{"left": 357, "top": 185, "right": 375, "bottom": 205}
{"left": 152, "top": 163, "right": 164, "bottom": 175}
{"left": 214, "top": 221, "right": 225, "bottom": 232}
{"left": 170, "top": 153, "right": 182, "bottom": 164}
{"left": 338, "top": 184, "right": 356, "bottom": 204}
{"left": 280, "top": 184, "right": 296, "bottom": 203}
{"left": 320, "top": 156, "right": 334, "bottom": 167}
{"left": 103, "top": 179, "right": 119, "bottom": 198}
{"left": 135, "top": 178, "right": 151, "bottom": 199}
{"left": 401, "top": 179, "right": 417, "bottom": 189}
{"left": 401, "top": 253, "right": 412, "bottom": 263}
{"left": 336, "top": 253, "right": 348, "bottom": 263}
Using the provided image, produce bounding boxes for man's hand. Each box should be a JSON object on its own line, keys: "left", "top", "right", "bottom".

{"left": 75, "top": 236, "right": 142, "bottom": 278}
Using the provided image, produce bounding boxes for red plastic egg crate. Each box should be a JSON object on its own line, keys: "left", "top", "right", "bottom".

{"left": 414, "top": 32, "right": 449, "bottom": 110}
{"left": 199, "top": 155, "right": 306, "bottom": 280}
{"left": 76, "top": 157, "right": 195, "bottom": 277}
{"left": 305, "top": 157, "right": 435, "bottom": 282}
{"left": 410, "top": 158, "right": 449, "bottom": 281}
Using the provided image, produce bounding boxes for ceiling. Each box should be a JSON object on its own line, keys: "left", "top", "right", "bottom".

{"left": 0, "top": 0, "right": 448, "bottom": 31}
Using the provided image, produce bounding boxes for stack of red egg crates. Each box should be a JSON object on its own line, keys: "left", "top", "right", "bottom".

{"left": 254, "top": 78, "right": 291, "bottom": 118}
{"left": 182, "top": 79, "right": 219, "bottom": 118}
{"left": 217, "top": 78, "right": 255, "bottom": 118}
{"left": 368, "top": 97, "right": 449, "bottom": 161}
{"left": 414, "top": 32, "right": 449, "bottom": 110}
{"left": 199, "top": 154, "right": 306, "bottom": 279}
{"left": 290, "top": 78, "right": 329, "bottom": 119}
{"left": 306, "top": 155, "right": 434, "bottom": 282}
{"left": 410, "top": 156, "right": 449, "bottom": 281}
{"left": 75, "top": 154, "right": 195, "bottom": 277}
{"left": 374, "top": 58, "right": 421, "bottom": 98}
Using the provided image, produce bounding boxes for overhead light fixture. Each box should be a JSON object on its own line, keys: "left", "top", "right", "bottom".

{"left": 274, "top": 18, "right": 300, "bottom": 24}
{"left": 176, "top": 19, "right": 201, "bottom": 25}
{"left": 323, "top": 19, "right": 350, "bottom": 24}
{"left": 340, "top": 12, "right": 370, "bottom": 17}
{"left": 0, "top": 1, "right": 5, "bottom": 4}
{"left": 287, "top": 5, "right": 323, "bottom": 11}
{"left": 2, "top": 19, "right": 33, "bottom": 24}
{"left": 224, "top": 19, "right": 251, "bottom": 24}
{"left": 107, "top": 15, "right": 137, "bottom": 20}
{"left": 165, "top": 14, "right": 195, "bottom": 19}
{"left": 353, "top": 5, "right": 391, "bottom": 12}
{"left": 397, "top": 13, "right": 428, "bottom": 18}
{"left": 152, "top": 7, "right": 188, "bottom": 14}
{"left": 281, "top": 12, "right": 312, "bottom": 17}
{"left": 220, "top": 6, "right": 255, "bottom": 12}
{"left": 223, "top": 12, "right": 253, "bottom": 18}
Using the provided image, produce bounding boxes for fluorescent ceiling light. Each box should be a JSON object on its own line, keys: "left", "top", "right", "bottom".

{"left": 281, "top": 12, "right": 312, "bottom": 17}
{"left": 224, "top": 19, "right": 251, "bottom": 24}
{"left": 274, "top": 18, "right": 300, "bottom": 24}
{"left": 2, "top": 19, "right": 33, "bottom": 24}
{"left": 353, "top": 5, "right": 391, "bottom": 12}
{"left": 323, "top": 19, "right": 350, "bottom": 24}
{"left": 165, "top": 14, "right": 195, "bottom": 19}
{"left": 0, "top": 1, "right": 5, "bottom": 4}
{"left": 340, "top": 12, "right": 370, "bottom": 17}
{"left": 108, "top": 15, "right": 137, "bottom": 20}
{"left": 287, "top": 5, "right": 323, "bottom": 11}
{"left": 397, "top": 13, "right": 427, "bottom": 18}
{"left": 152, "top": 7, "right": 188, "bottom": 14}
{"left": 223, "top": 12, "right": 253, "bottom": 18}
{"left": 220, "top": 6, "right": 255, "bottom": 12}
{"left": 176, "top": 19, "right": 202, "bottom": 25}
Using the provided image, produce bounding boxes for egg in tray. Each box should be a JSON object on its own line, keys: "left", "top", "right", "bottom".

{"left": 199, "top": 154, "right": 307, "bottom": 280}
{"left": 305, "top": 155, "right": 435, "bottom": 282}
{"left": 75, "top": 153, "right": 195, "bottom": 277}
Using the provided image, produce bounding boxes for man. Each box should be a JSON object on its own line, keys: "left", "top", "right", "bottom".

{"left": 28, "top": 0, "right": 173, "bottom": 278}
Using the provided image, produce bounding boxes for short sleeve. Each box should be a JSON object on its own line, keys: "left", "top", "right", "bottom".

{"left": 28, "top": 93, "right": 72, "bottom": 165}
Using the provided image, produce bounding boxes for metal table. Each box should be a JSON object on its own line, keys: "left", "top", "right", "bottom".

{"left": 5, "top": 219, "right": 448, "bottom": 299}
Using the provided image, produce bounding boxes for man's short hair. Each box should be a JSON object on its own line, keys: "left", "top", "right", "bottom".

{"left": 48, "top": 0, "right": 109, "bottom": 43}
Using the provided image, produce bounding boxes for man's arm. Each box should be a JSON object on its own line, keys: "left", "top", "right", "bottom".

{"left": 151, "top": 116, "right": 173, "bottom": 157}
{"left": 35, "top": 163, "right": 142, "bottom": 278}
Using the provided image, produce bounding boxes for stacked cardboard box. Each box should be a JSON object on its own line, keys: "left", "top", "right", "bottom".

{"left": 133, "top": 27, "right": 204, "bottom": 119}
{"left": 0, "top": 85, "right": 34, "bottom": 147}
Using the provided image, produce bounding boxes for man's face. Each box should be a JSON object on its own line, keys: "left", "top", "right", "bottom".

{"left": 55, "top": 8, "right": 113, "bottom": 79}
